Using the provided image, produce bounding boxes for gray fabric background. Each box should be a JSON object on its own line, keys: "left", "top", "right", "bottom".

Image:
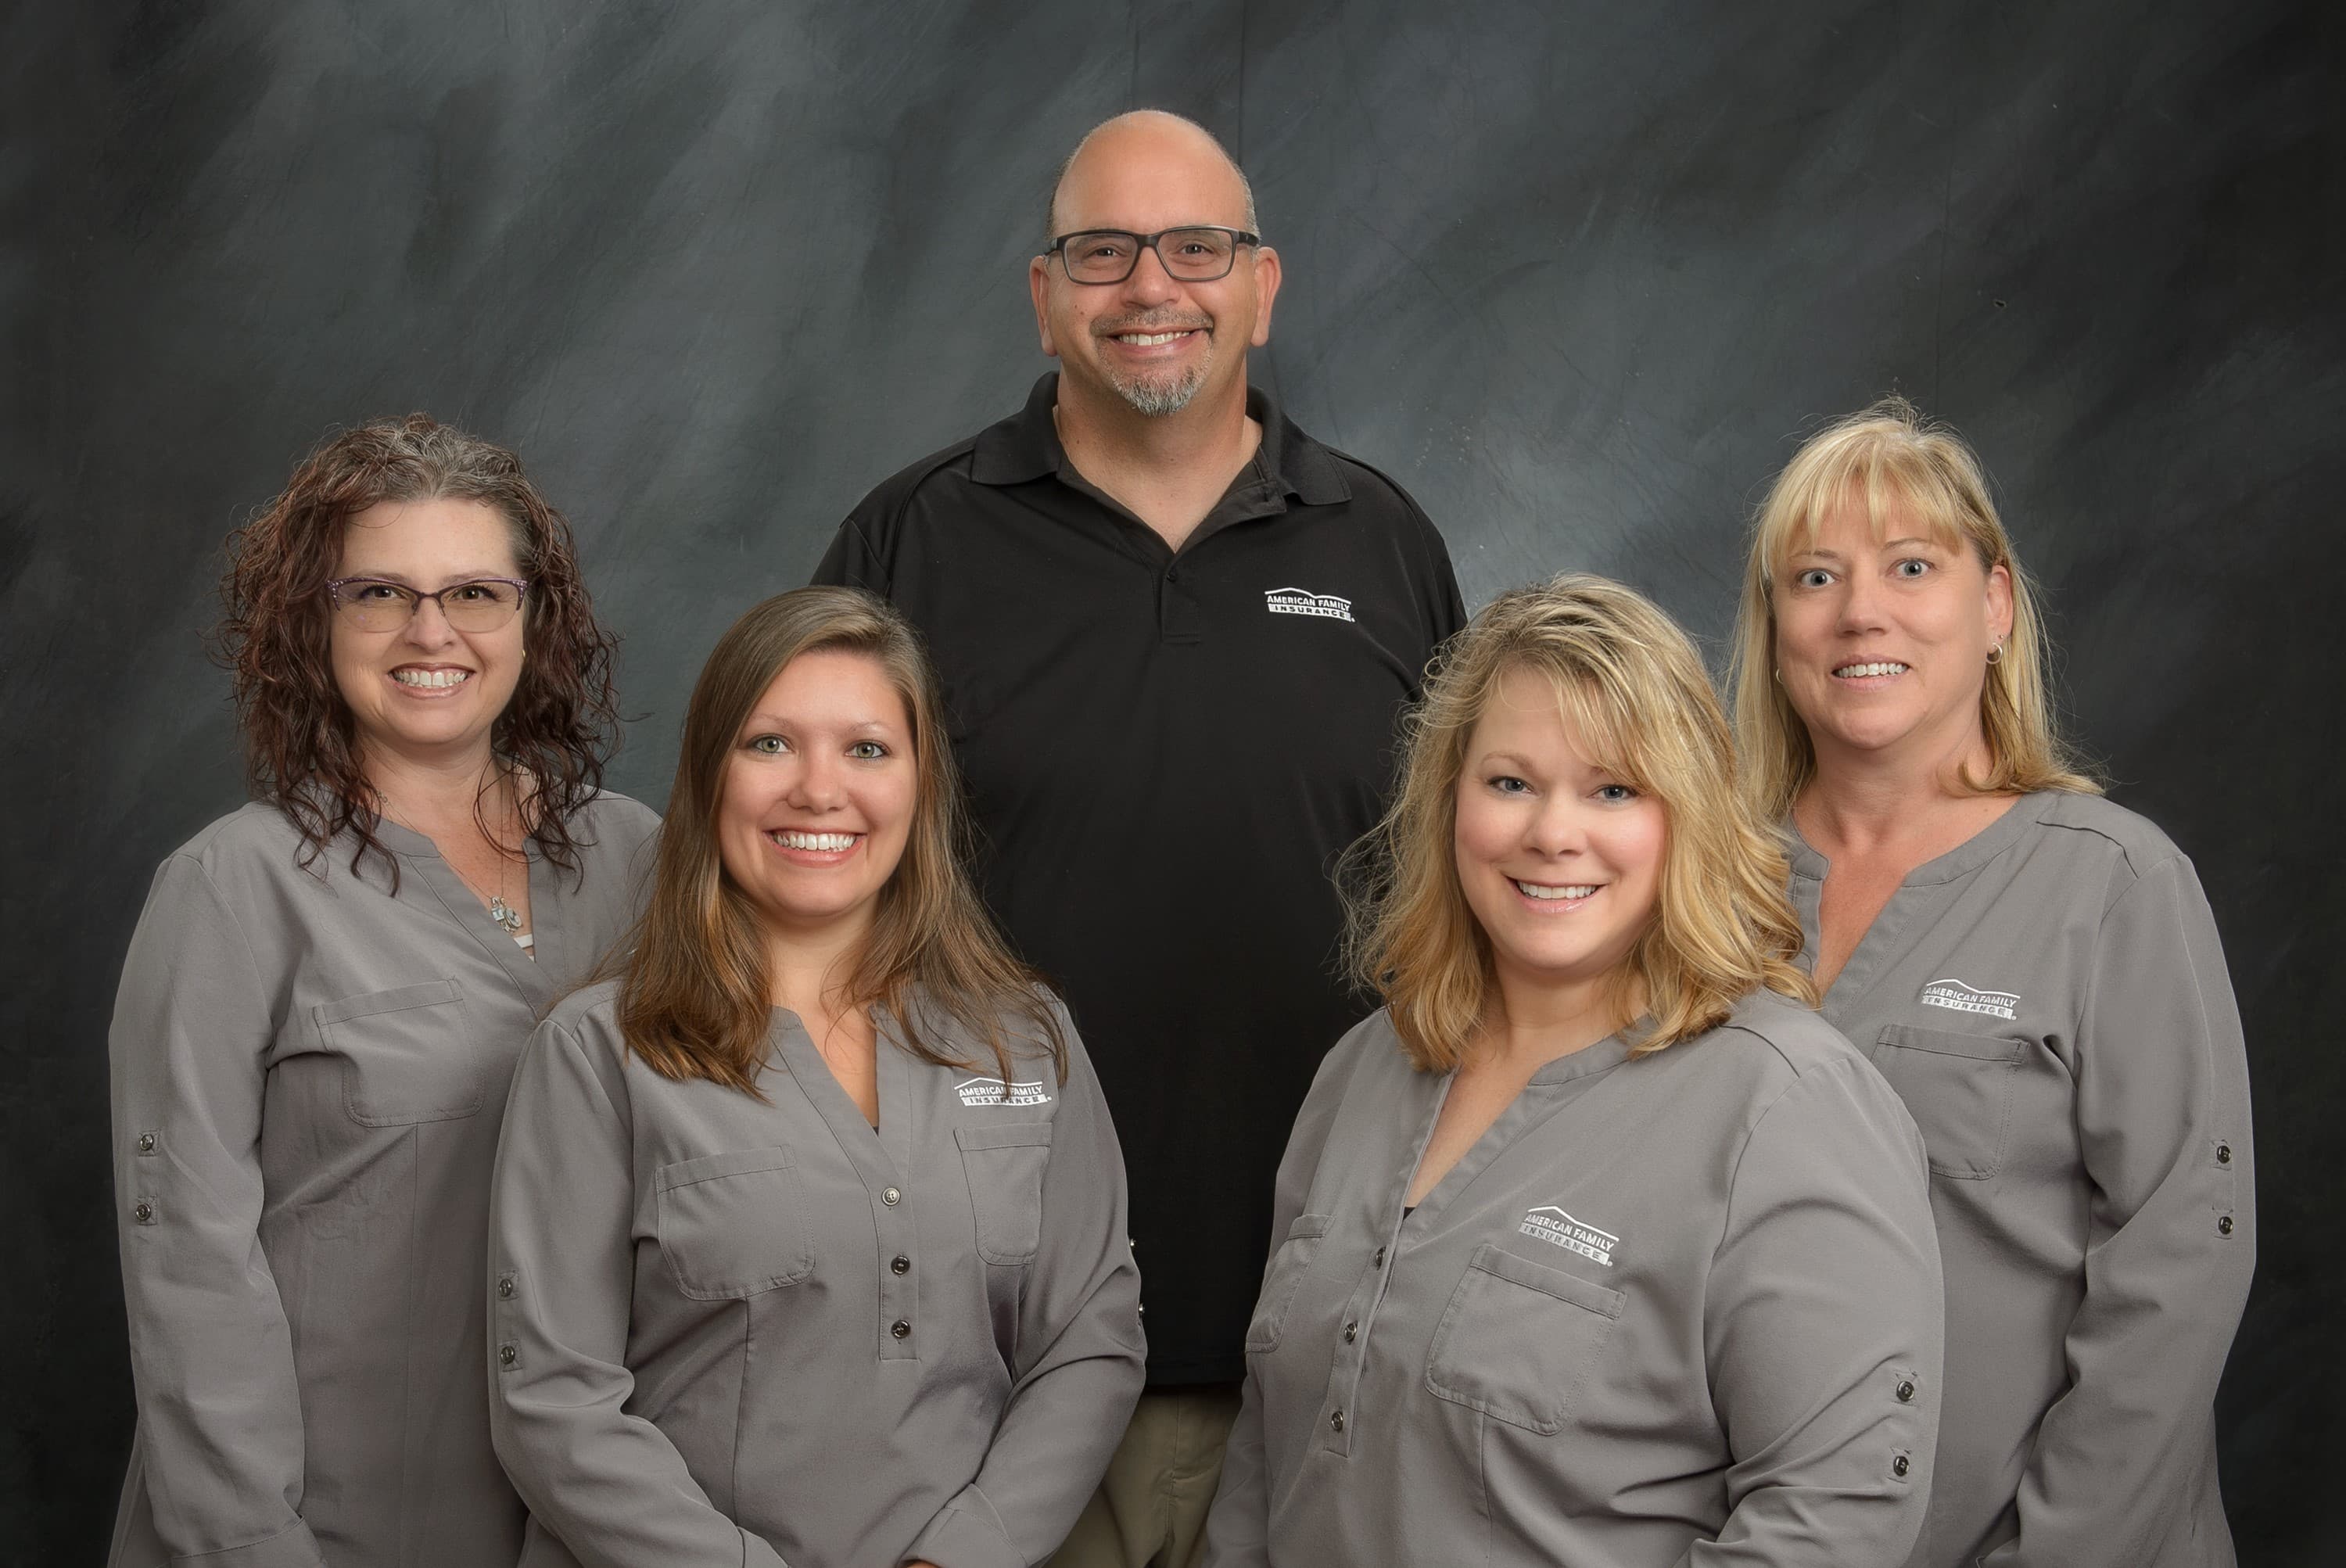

{"left": 3, "top": 2, "right": 2336, "bottom": 1559}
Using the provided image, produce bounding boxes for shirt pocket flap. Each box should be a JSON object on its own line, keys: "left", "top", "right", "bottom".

{"left": 655, "top": 1146, "right": 814, "bottom": 1299}
{"left": 1469, "top": 1242, "right": 1626, "bottom": 1318}
{"left": 953, "top": 1121, "right": 1056, "bottom": 1154}
{"left": 1245, "top": 1212, "right": 1334, "bottom": 1354}
{"left": 1875, "top": 1024, "right": 2025, "bottom": 1063}
{"left": 1425, "top": 1241, "right": 1625, "bottom": 1434}
{"left": 1871, "top": 1024, "right": 2026, "bottom": 1180}
{"left": 310, "top": 978, "right": 481, "bottom": 1126}
{"left": 956, "top": 1121, "right": 1055, "bottom": 1264}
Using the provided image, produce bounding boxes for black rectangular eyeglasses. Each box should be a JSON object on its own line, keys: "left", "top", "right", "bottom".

{"left": 1048, "top": 226, "right": 1261, "bottom": 285}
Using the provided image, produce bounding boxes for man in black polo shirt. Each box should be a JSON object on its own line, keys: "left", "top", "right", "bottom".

{"left": 812, "top": 110, "right": 1463, "bottom": 1568}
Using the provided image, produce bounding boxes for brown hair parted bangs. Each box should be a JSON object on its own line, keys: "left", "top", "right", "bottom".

{"left": 1730, "top": 397, "right": 2100, "bottom": 820}
{"left": 1344, "top": 573, "right": 1815, "bottom": 1073}
{"left": 216, "top": 413, "right": 621, "bottom": 875}
{"left": 617, "top": 586, "right": 1066, "bottom": 1098}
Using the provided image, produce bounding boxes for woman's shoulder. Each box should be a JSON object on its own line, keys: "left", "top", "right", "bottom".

{"left": 2029, "top": 789, "right": 2189, "bottom": 877}
{"left": 541, "top": 976, "right": 626, "bottom": 1039}
{"left": 1681, "top": 989, "right": 1877, "bottom": 1095}
{"left": 167, "top": 799, "right": 303, "bottom": 865}
{"left": 559, "top": 788, "right": 662, "bottom": 857}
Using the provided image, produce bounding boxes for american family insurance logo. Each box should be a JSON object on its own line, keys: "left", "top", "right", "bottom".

{"left": 1264, "top": 587, "right": 1355, "bottom": 623}
{"left": 955, "top": 1077, "right": 1053, "bottom": 1108}
{"left": 1919, "top": 978, "right": 2021, "bottom": 1021}
{"left": 1519, "top": 1206, "right": 1618, "bottom": 1268}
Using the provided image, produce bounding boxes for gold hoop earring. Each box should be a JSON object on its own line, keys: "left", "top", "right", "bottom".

{"left": 1985, "top": 640, "right": 2005, "bottom": 666}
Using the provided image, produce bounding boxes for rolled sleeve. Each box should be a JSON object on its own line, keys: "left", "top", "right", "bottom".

{"left": 1696, "top": 1055, "right": 1946, "bottom": 1567}
{"left": 906, "top": 1017, "right": 1144, "bottom": 1566}
{"left": 1987, "top": 856, "right": 2255, "bottom": 1567}
{"left": 486, "top": 1017, "right": 788, "bottom": 1568}
{"left": 109, "top": 856, "right": 325, "bottom": 1568}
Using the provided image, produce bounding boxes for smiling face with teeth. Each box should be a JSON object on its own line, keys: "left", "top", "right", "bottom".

{"left": 329, "top": 497, "right": 527, "bottom": 770}
{"left": 1452, "top": 665, "right": 1667, "bottom": 1005}
{"left": 716, "top": 648, "right": 917, "bottom": 946}
{"left": 1772, "top": 491, "right": 2014, "bottom": 775}
{"left": 1030, "top": 112, "right": 1280, "bottom": 423}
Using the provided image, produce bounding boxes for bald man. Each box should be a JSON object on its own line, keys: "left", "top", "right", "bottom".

{"left": 813, "top": 112, "right": 1464, "bottom": 1568}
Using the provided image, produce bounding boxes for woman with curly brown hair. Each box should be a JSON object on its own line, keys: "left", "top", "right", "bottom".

{"left": 106, "top": 415, "right": 657, "bottom": 1568}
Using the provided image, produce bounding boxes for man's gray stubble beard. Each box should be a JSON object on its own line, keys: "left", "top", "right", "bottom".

{"left": 1110, "top": 363, "right": 1207, "bottom": 416}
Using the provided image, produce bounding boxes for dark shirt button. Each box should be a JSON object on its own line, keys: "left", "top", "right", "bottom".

{"left": 891, "top": 1255, "right": 910, "bottom": 1275}
{"left": 1343, "top": 1321, "right": 1359, "bottom": 1344}
{"left": 498, "top": 1274, "right": 516, "bottom": 1299}
{"left": 1892, "top": 1454, "right": 1910, "bottom": 1478}
{"left": 882, "top": 1186, "right": 902, "bottom": 1207}
{"left": 2218, "top": 1215, "right": 2234, "bottom": 1236}
{"left": 497, "top": 1343, "right": 518, "bottom": 1367}
{"left": 135, "top": 1132, "right": 156, "bottom": 1154}
{"left": 1329, "top": 1409, "right": 1345, "bottom": 1433}
{"left": 1896, "top": 1380, "right": 1915, "bottom": 1402}
{"left": 2216, "top": 1143, "right": 2233, "bottom": 1164}
{"left": 1373, "top": 1247, "right": 1386, "bottom": 1268}
{"left": 891, "top": 1319, "right": 912, "bottom": 1340}
{"left": 131, "top": 1200, "right": 155, "bottom": 1225}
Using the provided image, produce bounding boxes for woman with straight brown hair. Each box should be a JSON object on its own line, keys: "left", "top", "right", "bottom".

{"left": 107, "top": 415, "right": 655, "bottom": 1568}
{"left": 1202, "top": 573, "right": 1942, "bottom": 1568}
{"left": 1729, "top": 400, "right": 2253, "bottom": 1568}
{"left": 488, "top": 585, "right": 1144, "bottom": 1568}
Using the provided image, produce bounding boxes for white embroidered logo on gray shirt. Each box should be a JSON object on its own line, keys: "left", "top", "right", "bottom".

{"left": 955, "top": 1076, "right": 1053, "bottom": 1108}
{"left": 1519, "top": 1206, "right": 1618, "bottom": 1267}
{"left": 1919, "top": 978, "right": 2021, "bottom": 1021}
{"left": 1264, "top": 587, "right": 1355, "bottom": 622}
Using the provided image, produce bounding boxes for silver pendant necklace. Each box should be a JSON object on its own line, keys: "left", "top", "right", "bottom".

{"left": 377, "top": 773, "right": 525, "bottom": 935}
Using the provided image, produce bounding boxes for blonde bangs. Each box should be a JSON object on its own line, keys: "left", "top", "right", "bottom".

{"left": 1731, "top": 400, "right": 2101, "bottom": 822}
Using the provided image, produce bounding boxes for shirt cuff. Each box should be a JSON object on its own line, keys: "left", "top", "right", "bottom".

{"left": 901, "top": 1487, "right": 1019, "bottom": 1568}
{"left": 167, "top": 1517, "right": 325, "bottom": 1568}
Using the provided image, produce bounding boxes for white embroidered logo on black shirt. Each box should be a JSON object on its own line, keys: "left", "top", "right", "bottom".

{"left": 1264, "top": 587, "right": 1355, "bottom": 622}
{"left": 1919, "top": 978, "right": 2021, "bottom": 1021}
{"left": 1519, "top": 1206, "right": 1618, "bottom": 1267}
{"left": 955, "top": 1076, "right": 1053, "bottom": 1108}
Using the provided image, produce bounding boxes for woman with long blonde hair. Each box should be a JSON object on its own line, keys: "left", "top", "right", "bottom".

{"left": 488, "top": 586, "right": 1143, "bottom": 1568}
{"left": 1202, "top": 574, "right": 1942, "bottom": 1567}
{"left": 1731, "top": 400, "right": 2252, "bottom": 1568}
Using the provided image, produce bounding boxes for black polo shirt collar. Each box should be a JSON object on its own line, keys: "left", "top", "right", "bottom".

{"left": 969, "top": 371, "right": 1353, "bottom": 510}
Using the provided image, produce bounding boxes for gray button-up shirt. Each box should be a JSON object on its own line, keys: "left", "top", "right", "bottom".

{"left": 108, "top": 795, "right": 658, "bottom": 1568}
{"left": 1792, "top": 791, "right": 2255, "bottom": 1568}
{"left": 1201, "top": 992, "right": 1942, "bottom": 1568}
{"left": 487, "top": 984, "right": 1145, "bottom": 1568}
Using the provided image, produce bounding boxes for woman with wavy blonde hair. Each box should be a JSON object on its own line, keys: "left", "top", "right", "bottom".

{"left": 489, "top": 586, "right": 1143, "bottom": 1568}
{"left": 1203, "top": 573, "right": 1942, "bottom": 1568}
{"left": 1730, "top": 401, "right": 2252, "bottom": 1568}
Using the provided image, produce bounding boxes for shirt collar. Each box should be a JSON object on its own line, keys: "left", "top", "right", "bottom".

{"left": 970, "top": 371, "right": 1351, "bottom": 507}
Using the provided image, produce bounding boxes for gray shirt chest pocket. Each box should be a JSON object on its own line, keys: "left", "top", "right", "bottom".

{"left": 1245, "top": 1212, "right": 1333, "bottom": 1354}
{"left": 1869, "top": 1024, "right": 2028, "bottom": 1180}
{"left": 311, "top": 979, "right": 482, "bottom": 1125}
{"left": 655, "top": 1148, "right": 816, "bottom": 1299}
{"left": 1425, "top": 1241, "right": 1625, "bottom": 1434}
{"left": 955, "top": 1121, "right": 1055, "bottom": 1265}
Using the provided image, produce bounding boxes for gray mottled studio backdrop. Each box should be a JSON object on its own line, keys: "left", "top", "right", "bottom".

{"left": 3, "top": 0, "right": 2337, "bottom": 1559}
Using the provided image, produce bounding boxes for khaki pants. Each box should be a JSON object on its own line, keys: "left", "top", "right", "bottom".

{"left": 1050, "top": 1384, "right": 1245, "bottom": 1568}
